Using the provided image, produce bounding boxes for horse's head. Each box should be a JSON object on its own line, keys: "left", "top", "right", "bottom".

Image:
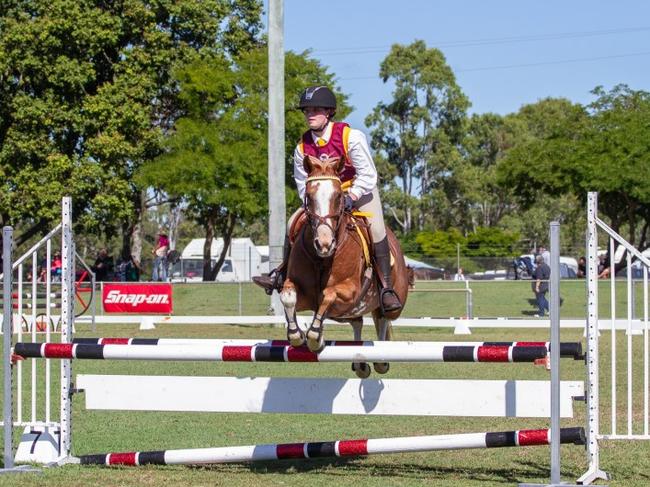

{"left": 303, "top": 155, "right": 346, "bottom": 258}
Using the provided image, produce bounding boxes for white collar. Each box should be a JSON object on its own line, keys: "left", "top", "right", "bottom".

{"left": 310, "top": 122, "right": 333, "bottom": 144}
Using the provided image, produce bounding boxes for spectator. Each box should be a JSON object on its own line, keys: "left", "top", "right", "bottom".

{"left": 116, "top": 253, "right": 141, "bottom": 282}
{"left": 51, "top": 251, "right": 62, "bottom": 282}
{"left": 91, "top": 248, "right": 113, "bottom": 282}
{"left": 125, "top": 255, "right": 142, "bottom": 282}
{"left": 538, "top": 246, "right": 551, "bottom": 266}
{"left": 577, "top": 256, "right": 587, "bottom": 278}
{"left": 152, "top": 231, "right": 169, "bottom": 282}
{"left": 597, "top": 254, "right": 611, "bottom": 279}
{"left": 531, "top": 254, "right": 550, "bottom": 317}
{"left": 453, "top": 268, "right": 466, "bottom": 281}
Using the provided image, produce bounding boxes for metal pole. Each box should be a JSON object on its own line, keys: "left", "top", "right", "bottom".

{"left": 238, "top": 282, "right": 242, "bottom": 316}
{"left": 267, "top": 0, "right": 286, "bottom": 316}
{"left": 549, "top": 222, "right": 561, "bottom": 484}
{"left": 519, "top": 222, "right": 585, "bottom": 487}
{"left": 3, "top": 227, "right": 13, "bottom": 469}
{"left": 1, "top": 231, "right": 40, "bottom": 473}
{"left": 465, "top": 281, "right": 473, "bottom": 320}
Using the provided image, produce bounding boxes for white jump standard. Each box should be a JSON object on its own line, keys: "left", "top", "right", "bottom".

{"left": 75, "top": 427, "right": 586, "bottom": 467}
{"left": 14, "top": 342, "right": 583, "bottom": 363}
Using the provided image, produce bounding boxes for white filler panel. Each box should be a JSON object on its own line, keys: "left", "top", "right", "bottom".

{"left": 76, "top": 375, "right": 583, "bottom": 418}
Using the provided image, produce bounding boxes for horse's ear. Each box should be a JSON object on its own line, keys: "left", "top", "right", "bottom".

{"left": 303, "top": 155, "right": 316, "bottom": 174}
{"left": 332, "top": 157, "right": 345, "bottom": 173}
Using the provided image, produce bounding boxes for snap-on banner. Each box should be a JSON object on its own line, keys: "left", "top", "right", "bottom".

{"left": 102, "top": 283, "right": 173, "bottom": 314}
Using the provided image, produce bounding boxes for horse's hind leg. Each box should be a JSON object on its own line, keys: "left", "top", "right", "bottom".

{"left": 280, "top": 279, "right": 304, "bottom": 347}
{"left": 372, "top": 309, "right": 392, "bottom": 374}
{"left": 350, "top": 317, "right": 370, "bottom": 379}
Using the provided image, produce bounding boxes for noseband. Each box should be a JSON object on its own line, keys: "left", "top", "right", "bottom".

{"left": 303, "top": 175, "right": 344, "bottom": 237}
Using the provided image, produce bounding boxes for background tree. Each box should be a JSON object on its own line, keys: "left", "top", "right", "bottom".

{"left": 449, "top": 113, "right": 524, "bottom": 232}
{"left": 0, "top": 0, "right": 263, "bottom": 261}
{"left": 499, "top": 86, "right": 650, "bottom": 254}
{"left": 365, "top": 40, "right": 469, "bottom": 235}
{"left": 138, "top": 48, "right": 349, "bottom": 280}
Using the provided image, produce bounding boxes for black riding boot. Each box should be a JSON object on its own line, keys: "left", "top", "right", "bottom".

{"left": 253, "top": 236, "right": 291, "bottom": 295}
{"left": 374, "top": 237, "right": 402, "bottom": 313}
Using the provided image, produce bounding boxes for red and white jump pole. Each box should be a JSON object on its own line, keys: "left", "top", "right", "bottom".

{"left": 72, "top": 337, "right": 583, "bottom": 359}
{"left": 14, "top": 341, "right": 582, "bottom": 363}
{"left": 75, "top": 427, "right": 585, "bottom": 466}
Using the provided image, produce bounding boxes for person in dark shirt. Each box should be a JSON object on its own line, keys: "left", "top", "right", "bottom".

{"left": 92, "top": 248, "right": 113, "bottom": 282}
{"left": 531, "top": 254, "right": 551, "bottom": 316}
{"left": 577, "top": 256, "right": 587, "bottom": 278}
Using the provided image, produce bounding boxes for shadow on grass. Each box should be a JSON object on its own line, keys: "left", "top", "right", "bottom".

{"left": 191, "top": 457, "right": 556, "bottom": 484}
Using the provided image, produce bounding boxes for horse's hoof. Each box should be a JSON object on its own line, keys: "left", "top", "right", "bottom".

{"left": 373, "top": 362, "right": 390, "bottom": 374}
{"left": 287, "top": 328, "right": 305, "bottom": 347}
{"left": 352, "top": 362, "right": 371, "bottom": 379}
{"left": 306, "top": 328, "right": 324, "bottom": 352}
{"left": 307, "top": 336, "right": 324, "bottom": 353}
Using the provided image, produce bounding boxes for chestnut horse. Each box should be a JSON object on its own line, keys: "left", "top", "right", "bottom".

{"left": 280, "top": 155, "right": 410, "bottom": 378}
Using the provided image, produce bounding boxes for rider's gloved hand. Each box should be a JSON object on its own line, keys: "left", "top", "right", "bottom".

{"left": 343, "top": 194, "right": 354, "bottom": 212}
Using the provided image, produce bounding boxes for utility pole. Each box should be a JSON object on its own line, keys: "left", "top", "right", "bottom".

{"left": 267, "top": 0, "right": 286, "bottom": 315}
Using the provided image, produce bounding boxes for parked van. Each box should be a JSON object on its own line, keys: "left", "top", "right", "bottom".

{"left": 514, "top": 254, "right": 578, "bottom": 279}
{"left": 170, "top": 238, "right": 263, "bottom": 282}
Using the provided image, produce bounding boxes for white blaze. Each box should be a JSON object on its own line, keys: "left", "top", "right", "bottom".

{"left": 313, "top": 180, "right": 336, "bottom": 245}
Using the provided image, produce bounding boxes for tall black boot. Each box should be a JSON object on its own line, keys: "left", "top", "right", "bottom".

{"left": 253, "top": 235, "right": 291, "bottom": 295}
{"left": 373, "top": 237, "right": 402, "bottom": 313}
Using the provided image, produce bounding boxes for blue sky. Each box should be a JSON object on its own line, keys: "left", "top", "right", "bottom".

{"left": 277, "top": 0, "right": 650, "bottom": 129}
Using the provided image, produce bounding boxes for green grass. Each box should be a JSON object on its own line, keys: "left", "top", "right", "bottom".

{"left": 118, "top": 279, "right": 648, "bottom": 320}
{"left": 2, "top": 281, "right": 650, "bottom": 486}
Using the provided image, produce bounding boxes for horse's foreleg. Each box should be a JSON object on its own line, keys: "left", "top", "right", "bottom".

{"left": 350, "top": 317, "right": 370, "bottom": 378}
{"left": 280, "top": 279, "right": 304, "bottom": 347}
{"left": 306, "top": 288, "right": 337, "bottom": 352}
{"left": 372, "top": 310, "right": 392, "bottom": 374}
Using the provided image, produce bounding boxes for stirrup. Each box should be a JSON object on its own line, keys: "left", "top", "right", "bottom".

{"left": 252, "top": 268, "right": 284, "bottom": 296}
{"left": 379, "top": 287, "right": 402, "bottom": 314}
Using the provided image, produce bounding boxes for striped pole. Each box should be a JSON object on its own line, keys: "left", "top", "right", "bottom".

{"left": 72, "top": 338, "right": 583, "bottom": 359}
{"left": 13, "top": 342, "right": 579, "bottom": 363}
{"left": 77, "top": 427, "right": 585, "bottom": 466}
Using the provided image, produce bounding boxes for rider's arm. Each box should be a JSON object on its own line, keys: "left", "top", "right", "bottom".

{"left": 293, "top": 143, "right": 307, "bottom": 200}
{"left": 346, "top": 128, "right": 378, "bottom": 200}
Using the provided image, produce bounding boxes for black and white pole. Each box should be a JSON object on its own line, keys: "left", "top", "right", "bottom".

{"left": 74, "top": 427, "right": 585, "bottom": 467}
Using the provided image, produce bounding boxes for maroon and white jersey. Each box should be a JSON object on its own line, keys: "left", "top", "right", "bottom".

{"left": 294, "top": 122, "right": 378, "bottom": 200}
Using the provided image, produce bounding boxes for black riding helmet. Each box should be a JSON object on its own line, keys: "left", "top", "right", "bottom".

{"left": 298, "top": 86, "right": 337, "bottom": 112}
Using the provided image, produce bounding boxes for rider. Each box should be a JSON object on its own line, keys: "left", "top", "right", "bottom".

{"left": 253, "top": 85, "right": 402, "bottom": 312}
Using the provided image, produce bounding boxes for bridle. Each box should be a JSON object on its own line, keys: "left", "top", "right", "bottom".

{"left": 303, "top": 175, "right": 344, "bottom": 237}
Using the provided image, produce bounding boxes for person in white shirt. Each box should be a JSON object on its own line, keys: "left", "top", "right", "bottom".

{"left": 253, "top": 86, "right": 402, "bottom": 312}
{"left": 453, "top": 268, "right": 466, "bottom": 281}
